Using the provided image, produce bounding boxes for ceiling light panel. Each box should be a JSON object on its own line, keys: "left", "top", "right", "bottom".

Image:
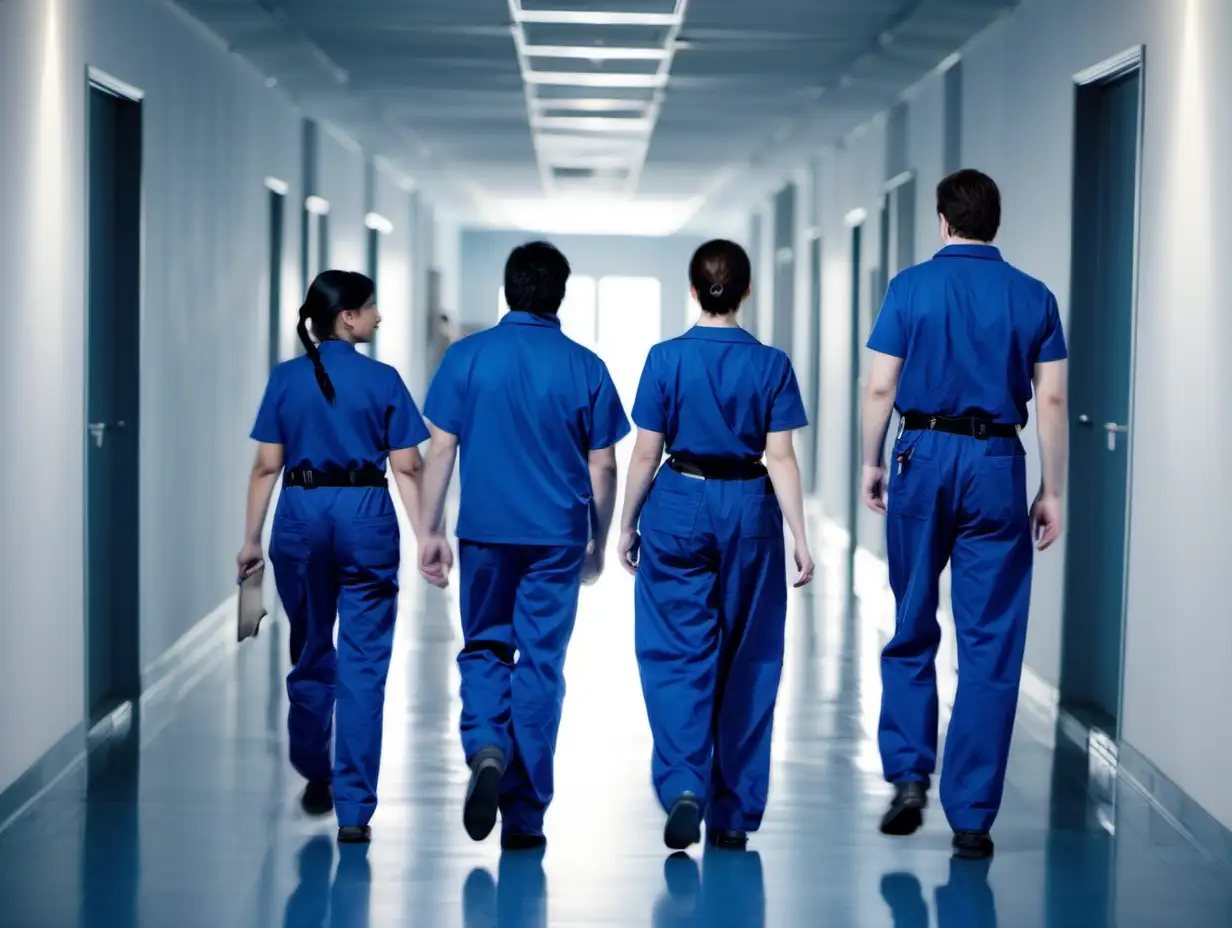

{"left": 508, "top": 0, "right": 689, "bottom": 196}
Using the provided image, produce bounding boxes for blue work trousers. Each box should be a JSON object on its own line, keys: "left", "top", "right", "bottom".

{"left": 634, "top": 465, "right": 788, "bottom": 833}
{"left": 457, "top": 541, "right": 586, "bottom": 837}
{"left": 879, "top": 428, "right": 1034, "bottom": 834}
{"left": 269, "top": 486, "right": 401, "bottom": 827}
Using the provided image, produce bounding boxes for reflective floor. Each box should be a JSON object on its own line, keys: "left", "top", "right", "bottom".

{"left": 2, "top": 526, "right": 1231, "bottom": 927}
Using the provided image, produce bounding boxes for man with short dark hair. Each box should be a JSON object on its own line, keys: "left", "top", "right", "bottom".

{"left": 860, "top": 169, "right": 1068, "bottom": 860}
{"left": 417, "top": 241, "right": 630, "bottom": 850}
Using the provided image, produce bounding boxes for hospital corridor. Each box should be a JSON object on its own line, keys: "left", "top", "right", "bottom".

{"left": 1, "top": 0, "right": 1232, "bottom": 925}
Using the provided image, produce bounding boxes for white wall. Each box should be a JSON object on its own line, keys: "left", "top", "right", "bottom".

{"left": 785, "top": 0, "right": 1232, "bottom": 829}
{"left": 0, "top": 0, "right": 449, "bottom": 797}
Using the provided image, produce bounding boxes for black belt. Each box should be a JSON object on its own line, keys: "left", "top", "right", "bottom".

{"left": 901, "top": 413, "right": 1021, "bottom": 440}
{"left": 284, "top": 467, "right": 387, "bottom": 489}
{"left": 668, "top": 454, "right": 767, "bottom": 481}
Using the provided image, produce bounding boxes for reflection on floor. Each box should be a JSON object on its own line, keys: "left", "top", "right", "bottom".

{"left": 2, "top": 525, "right": 1231, "bottom": 927}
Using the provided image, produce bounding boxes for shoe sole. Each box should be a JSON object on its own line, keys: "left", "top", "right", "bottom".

{"left": 880, "top": 805, "right": 924, "bottom": 837}
{"left": 664, "top": 800, "right": 701, "bottom": 850}
{"left": 464, "top": 761, "right": 502, "bottom": 841}
{"left": 952, "top": 841, "right": 994, "bottom": 860}
{"left": 338, "top": 828, "right": 371, "bottom": 844}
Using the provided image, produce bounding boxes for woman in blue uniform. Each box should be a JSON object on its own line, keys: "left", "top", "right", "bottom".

{"left": 618, "top": 239, "right": 815, "bottom": 851}
{"left": 236, "top": 270, "right": 431, "bottom": 844}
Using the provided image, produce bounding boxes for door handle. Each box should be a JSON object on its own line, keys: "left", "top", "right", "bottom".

{"left": 87, "top": 421, "right": 127, "bottom": 448}
{"left": 1103, "top": 421, "right": 1129, "bottom": 452}
{"left": 1077, "top": 414, "right": 1092, "bottom": 426}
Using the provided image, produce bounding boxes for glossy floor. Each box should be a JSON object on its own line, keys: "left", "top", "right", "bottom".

{"left": 2, "top": 534, "right": 1230, "bottom": 927}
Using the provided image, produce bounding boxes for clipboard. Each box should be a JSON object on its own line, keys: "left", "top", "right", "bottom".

{"left": 237, "top": 565, "right": 268, "bottom": 642}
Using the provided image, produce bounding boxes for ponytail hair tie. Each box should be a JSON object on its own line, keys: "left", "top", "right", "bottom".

{"left": 709, "top": 283, "right": 724, "bottom": 297}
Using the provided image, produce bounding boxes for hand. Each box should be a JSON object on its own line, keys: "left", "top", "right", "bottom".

{"left": 418, "top": 532, "right": 454, "bottom": 588}
{"left": 617, "top": 529, "right": 640, "bottom": 576}
{"left": 237, "top": 540, "right": 264, "bottom": 582}
{"left": 581, "top": 540, "right": 605, "bottom": 586}
{"left": 862, "top": 465, "right": 887, "bottom": 514}
{"left": 1030, "top": 490, "right": 1063, "bottom": 551}
{"left": 792, "top": 541, "right": 815, "bottom": 588}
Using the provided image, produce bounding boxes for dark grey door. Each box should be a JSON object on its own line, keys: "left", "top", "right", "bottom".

{"left": 846, "top": 222, "right": 864, "bottom": 589}
{"left": 267, "top": 188, "right": 285, "bottom": 372}
{"left": 1060, "top": 65, "right": 1141, "bottom": 730}
{"left": 805, "top": 236, "right": 822, "bottom": 494}
{"left": 86, "top": 83, "right": 143, "bottom": 724}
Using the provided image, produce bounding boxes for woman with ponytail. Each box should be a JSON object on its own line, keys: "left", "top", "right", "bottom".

{"left": 616, "top": 239, "right": 815, "bottom": 852}
{"left": 237, "top": 269, "right": 433, "bottom": 845}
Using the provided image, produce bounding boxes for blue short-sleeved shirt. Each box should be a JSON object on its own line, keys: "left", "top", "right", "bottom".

{"left": 631, "top": 326, "right": 809, "bottom": 460}
{"left": 424, "top": 311, "right": 630, "bottom": 546}
{"left": 867, "top": 244, "right": 1068, "bottom": 425}
{"left": 250, "top": 340, "right": 429, "bottom": 468}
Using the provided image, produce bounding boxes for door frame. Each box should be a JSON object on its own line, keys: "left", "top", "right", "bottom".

{"left": 844, "top": 207, "right": 867, "bottom": 583}
{"left": 1062, "top": 45, "right": 1146, "bottom": 727}
{"left": 83, "top": 66, "right": 146, "bottom": 727}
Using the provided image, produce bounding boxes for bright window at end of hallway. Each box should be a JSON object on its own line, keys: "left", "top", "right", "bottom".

{"left": 596, "top": 276, "right": 662, "bottom": 413}
{"left": 688, "top": 289, "right": 702, "bottom": 327}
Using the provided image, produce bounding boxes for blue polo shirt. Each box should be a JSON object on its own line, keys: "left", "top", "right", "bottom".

{"left": 631, "top": 325, "right": 809, "bottom": 460}
{"left": 867, "top": 244, "right": 1068, "bottom": 424}
{"left": 424, "top": 311, "right": 630, "bottom": 546}
{"left": 251, "top": 340, "right": 429, "bottom": 467}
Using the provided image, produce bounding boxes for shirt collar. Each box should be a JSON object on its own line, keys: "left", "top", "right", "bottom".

{"left": 935, "top": 243, "right": 1003, "bottom": 261}
{"left": 500, "top": 310, "right": 562, "bottom": 329}
{"left": 680, "top": 325, "right": 759, "bottom": 344}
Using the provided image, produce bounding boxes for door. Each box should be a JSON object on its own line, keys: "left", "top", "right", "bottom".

{"left": 364, "top": 226, "right": 380, "bottom": 358}
{"left": 845, "top": 221, "right": 864, "bottom": 580}
{"left": 772, "top": 184, "right": 796, "bottom": 353}
{"left": 86, "top": 81, "right": 143, "bottom": 724}
{"left": 805, "top": 236, "right": 822, "bottom": 494}
{"left": 267, "top": 187, "right": 285, "bottom": 372}
{"left": 1060, "top": 61, "right": 1142, "bottom": 732}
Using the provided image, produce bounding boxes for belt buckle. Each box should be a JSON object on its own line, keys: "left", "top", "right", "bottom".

{"left": 976, "top": 421, "right": 987, "bottom": 439}
{"left": 303, "top": 470, "right": 315, "bottom": 488}
{"left": 928, "top": 416, "right": 937, "bottom": 430}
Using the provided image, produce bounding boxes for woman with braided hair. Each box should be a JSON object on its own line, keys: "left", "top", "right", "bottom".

{"left": 237, "top": 270, "right": 433, "bottom": 844}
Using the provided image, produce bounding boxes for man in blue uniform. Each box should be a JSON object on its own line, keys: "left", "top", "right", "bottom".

{"left": 416, "top": 241, "right": 630, "bottom": 850}
{"left": 860, "top": 170, "right": 1068, "bottom": 860}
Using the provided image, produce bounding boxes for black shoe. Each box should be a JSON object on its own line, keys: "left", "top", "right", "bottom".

{"left": 301, "top": 780, "right": 333, "bottom": 817}
{"left": 952, "top": 830, "right": 994, "bottom": 860}
{"left": 664, "top": 794, "right": 702, "bottom": 850}
{"left": 880, "top": 781, "right": 928, "bottom": 836}
{"left": 464, "top": 747, "right": 505, "bottom": 842}
{"left": 338, "top": 825, "right": 371, "bottom": 844}
{"left": 706, "top": 829, "right": 748, "bottom": 851}
{"left": 501, "top": 833, "right": 547, "bottom": 851}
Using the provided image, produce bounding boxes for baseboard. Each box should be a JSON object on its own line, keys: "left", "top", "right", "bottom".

{"left": 1118, "top": 740, "right": 1232, "bottom": 871}
{"left": 0, "top": 592, "right": 241, "bottom": 836}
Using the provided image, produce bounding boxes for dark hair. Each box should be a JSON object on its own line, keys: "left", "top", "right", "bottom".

{"left": 936, "top": 169, "right": 1001, "bottom": 242}
{"left": 689, "top": 239, "right": 751, "bottom": 316}
{"left": 297, "top": 270, "right": 374, "bottom": 403}
{"left": 503, "top": 241, "right": 570, "bottom": 315}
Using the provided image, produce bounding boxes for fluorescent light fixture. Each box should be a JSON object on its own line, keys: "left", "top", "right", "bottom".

{"left": 478, "top": 195, "right": 705, "bottom": 237}
{"left": 532, "top": 98, "right": 651, "bottom": 113}
{"left": 524, "top": 45, "right": 668, "bottom": 61}
{"left": 305, "top": 195, "right": 330, "bottom": 215}
{"left": 264, "top": 176, "right": 289, "bottom": 195}
{"left": 514, "top": 11, "right": 680, "bottom": 27}
{"left": 364, "top": 212, "right": 393, "bottom": 234}
{"left": 524, "top": 70, "right": 666, "bottom": 88}
{"left": 531, "top": 115, "right": 653, "bottom": 134}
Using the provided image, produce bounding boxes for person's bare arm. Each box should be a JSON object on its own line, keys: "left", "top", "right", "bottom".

{"left": 389, "top": 446, "right": 427, "bottom": 540}
{"left": 238, "top": 442, "right": 283, "bottom": 578}
{"left": 860, "top": 351, "right": 904, "bottom": 513}
{"left": 618, "top": 430, "right": 665, "bottom": 536}
{"left": 765, "top": 430, "right": 814, "bottom": 587}
{"left": 1031, "top": 359, "right": 1069, "bottom": 549}
{"left": 589, "top": 444, "right": 620, "bottom": 555}
{"left": 419, "top": 422, "right": 458, "bottom": 535}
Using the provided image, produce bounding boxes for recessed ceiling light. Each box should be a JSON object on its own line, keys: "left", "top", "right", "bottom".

{"left": 513, "top": 10, "right": 680, "bottom": 27}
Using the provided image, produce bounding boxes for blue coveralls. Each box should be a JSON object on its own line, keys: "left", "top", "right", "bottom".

{"left": 631, "top": 325, "right": 808, "bottom": 833}
{"left": 424, "top": 311, "right": 629, "bottom": 839}
{"left": 867, "top": 243, "right": 1068, "bottom": 834}
{"left": 251, "top": 340, "right": 429, "bottom": 827}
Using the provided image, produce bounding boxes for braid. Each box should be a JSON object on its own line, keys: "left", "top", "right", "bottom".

{"left": 297, "top": 304, "right": 336, "bottom": 404}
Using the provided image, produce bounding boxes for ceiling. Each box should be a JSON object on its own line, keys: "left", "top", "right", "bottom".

{"left": 176, "top": 0, "right": 1018, "bottom": 233}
